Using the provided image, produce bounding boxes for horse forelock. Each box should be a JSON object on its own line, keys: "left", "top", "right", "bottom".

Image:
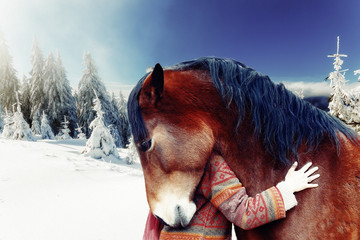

{"left": 127, "top": 72, "right": 150, "bottom": 143}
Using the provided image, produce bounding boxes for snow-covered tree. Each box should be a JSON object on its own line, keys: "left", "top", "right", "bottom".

{"left": 327, "top": 36, "right": 360, "bottom": 131}
{"left": 108, "top": 124, "right": 121, "bottom": 147}
{"left": 20, "top": 75, "right": 32, "bottom": 124}
{"left": 2, "top": 108, "right": 13, "bottom": 137}
{"left": 29, "top": 37, "right": 45, "bottom": 121}
{"left": 294, "top": 88, "right": 304, "bottom": 99}
{"left": 76, "top": 51, "right": 121, "bottom": 139}
{"left": 109, "top": 92, "right": 125, "bottom": 147}
{"left": 42, "top": 51, "right": 57, "bottom": 109}
{"left": 0, "top": 108, "right": 3, "bottom": 132}
{"left": 0, "top": 34, "right": 20, "bottom": 110}
{"left": 75, "top": 124, "right": 86, "bottom": 139}
{"left": 31, "top": 112, "right": 41, "bottom": 135}
{"left": 43, "top": 51, "right": 78, "bottom": 136}
{"left": 117, "top": 91, "right": 130, "bottom": 147}
{"left": 56, "top": 52, "right": 78, "bottom": 135}
{"left": 82, "top": 95, "right": 119, "bottom": 159}
{"left": 2, "top": 108, "right": 15, "bottom": 138}
{"left": 12, "top": 92, "right": 36, "bottom": 141}
{"left": 41, "top": 112, "right": 54, "bottom": 139}
{"left": 57, "top": 116, "right": 72, "bottom": 140}
{"left": 125, "top": 136, "right": 139, "bottom": 164}
{"left": 328, "top": 66, "right": 348, "bottom": 119}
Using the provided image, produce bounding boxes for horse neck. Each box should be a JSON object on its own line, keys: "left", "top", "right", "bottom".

{"left": 178, "top": 72, "right": 288, "bottom": 193}
{"left": 212, "top": 111, "right": 286, "bottom": 195}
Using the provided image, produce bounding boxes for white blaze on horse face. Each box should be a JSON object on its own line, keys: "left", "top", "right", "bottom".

{"left": 152, "top": 179, "right": 197, "bottom": 228}
{"left": 144, "top": 121, "right": 215, "bottom": 227}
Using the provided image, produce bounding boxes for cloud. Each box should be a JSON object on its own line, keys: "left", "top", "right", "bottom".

{"left": 282, "top": 81, "right": 331, "bottom": 97}
{"left": 281, "top": 80, "right": 360, "bottom": 98}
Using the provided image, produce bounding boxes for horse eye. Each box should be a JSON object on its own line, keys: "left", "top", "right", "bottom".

{"left": 139, "top": 139, "right": 152, "bottom": 152}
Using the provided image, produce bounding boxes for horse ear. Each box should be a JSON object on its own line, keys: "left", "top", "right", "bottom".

{"left": 142, "top": 63, "right": 164, "bottom": 105}
{"left": 151, "top": 63, "right": 164, "bottom": 97}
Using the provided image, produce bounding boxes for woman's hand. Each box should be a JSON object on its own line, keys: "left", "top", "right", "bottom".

{"left": 276, "top": 162, "right": 320, "bottom": 211}
{"left": 284, "top": 162, "right": 320, "bottom": 192}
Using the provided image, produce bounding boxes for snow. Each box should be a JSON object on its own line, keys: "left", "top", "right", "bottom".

{"left": 0, "top": 136, "right": 148, "bottom": 240}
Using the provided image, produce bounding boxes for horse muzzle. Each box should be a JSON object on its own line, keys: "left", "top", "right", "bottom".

{"left": 153, "top": 199, "right": 196, "bottom": 228}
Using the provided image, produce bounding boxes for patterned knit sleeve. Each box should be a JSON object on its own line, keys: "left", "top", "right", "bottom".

{"left": 200, "top": 154, "right": 286, "bottom": 230}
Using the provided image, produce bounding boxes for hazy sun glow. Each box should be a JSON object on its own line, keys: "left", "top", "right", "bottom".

{"left": 0, "top": 0, "right": 22, "bottom": 34}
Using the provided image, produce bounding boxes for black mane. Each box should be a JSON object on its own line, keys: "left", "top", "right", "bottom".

{"left": 128, "top": 57, "right": 359, "bottom": 165}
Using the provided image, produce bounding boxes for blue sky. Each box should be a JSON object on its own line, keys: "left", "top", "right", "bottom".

{"left": 1, "top": 0, "right": 360, "bottom": 97}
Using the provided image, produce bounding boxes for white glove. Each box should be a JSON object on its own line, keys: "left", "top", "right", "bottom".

{"left": 276, "top": 161, "right": 320, "bottom": 211}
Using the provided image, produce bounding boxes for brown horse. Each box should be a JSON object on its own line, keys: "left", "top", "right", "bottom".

{"left": 128, "top": 57, "right": 360, "bottom": 239}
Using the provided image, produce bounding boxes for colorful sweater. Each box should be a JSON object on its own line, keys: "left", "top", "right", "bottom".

{"left": 159, "top": 155, "right": 286, "bottom": 240}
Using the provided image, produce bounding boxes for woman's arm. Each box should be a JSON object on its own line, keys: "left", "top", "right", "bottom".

{"left": 201, "top": 154, "right": 319, "bottom": 230}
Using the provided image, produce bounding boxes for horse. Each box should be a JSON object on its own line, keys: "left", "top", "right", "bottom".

{"left": 128, "top": 57, "right": 360, "bottom": 239}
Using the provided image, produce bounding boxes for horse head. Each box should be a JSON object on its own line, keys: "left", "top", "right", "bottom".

{"left": 128, "top": 63, "right": 216, "bottom": 227}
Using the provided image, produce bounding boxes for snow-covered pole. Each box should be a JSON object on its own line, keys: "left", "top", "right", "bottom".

{"left": 327, "top": 36, "right": 347, "bottom": 72}
{"left": 327, "top": 36, "right": 348, "bottom": 88}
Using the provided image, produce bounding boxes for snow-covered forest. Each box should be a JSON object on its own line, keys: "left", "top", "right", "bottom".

{"left": 0, "top": 34, "right": 143, "bottom": 240}
{"left": 0, "top": 35, "right": 131, "bottom": 153}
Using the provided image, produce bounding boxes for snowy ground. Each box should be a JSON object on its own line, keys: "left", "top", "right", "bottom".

{"left": 0, "top": 136, "right": 148, "bottom": 240}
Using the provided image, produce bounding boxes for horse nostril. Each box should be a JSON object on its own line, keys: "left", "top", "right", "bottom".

{"left": 176, "top": 205, "right": 189, "bottom": 228}
{"left": 155, "top": 215, "right": 169, "bottom": 226}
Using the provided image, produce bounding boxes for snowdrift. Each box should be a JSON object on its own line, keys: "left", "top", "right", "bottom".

{"left": 0, "top": 136, "right": 148, "bottom": 240}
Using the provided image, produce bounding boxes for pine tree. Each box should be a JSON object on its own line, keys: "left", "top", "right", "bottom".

{"left": 110, "top": 92, "right": 124, "bottom": 147}
{"left": 2, "top": 108, "right": 14, "bottom": 138}
{"left": 43, "top": 51, "right": 78, "bottom": 136}
{"left": 43, "top": 51, "right": 57, "bottom": 112}
{"left": 126, "top": 136, "right": 139, "bottom": 164}
{"left": 56, "top": 52, "right": 78, "bottom": 136}
{"left": 108, "top": 124, "right": 121, "bottom": 147}
{"left": 29, "top": 37, "right": 45, "bottom": 121}
{"left": 0, "top": 34, "right": 20, "bottom": 110}
{"left": 20, "top": 75, "right": 32, "bottom": 124}
{"left": 0, "top": 108, "right": 3, "bottom": 132}
{"left": 83, "top": 95, "right": 119, "bottom": 159}
{"left": 12, "top": 92, "right": 36, "bottom": 141}
{"left": 41, "top": 112, "right": 54, "bottom": 139}
{"left": 76, "top": 52, "right": 98, "bottom": 137}
{"left": 75, "top": 124, "right": 86, "bottom": 139}
{"left": 117, "top": 91, "right": 130, "bottom": 147}
{"left": 328, "top": 66, "right": 348, "bottom": 120}
{"left": 57, "top": 116, "right": 72, "bottom": 140}
{"left": 31, "top": 111, "right": 41, "bottom": 135}
{"left": 76, "top": 51, "right": 121, "bottom": 139}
